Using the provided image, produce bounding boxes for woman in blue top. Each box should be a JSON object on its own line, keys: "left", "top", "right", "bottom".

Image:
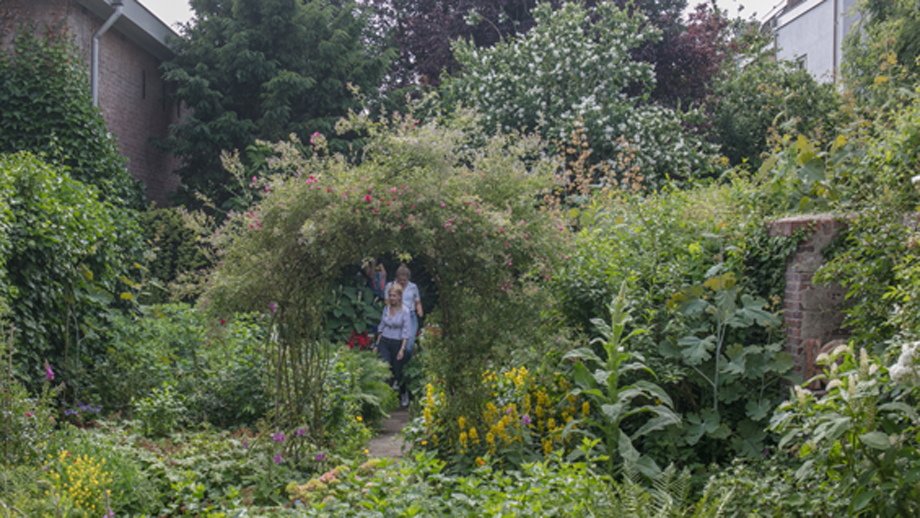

{"left": 384, "top": 264, "right": 422, "bottom": 356}
{"left": 373, "top": 283, "right": 412, "bottom": 405}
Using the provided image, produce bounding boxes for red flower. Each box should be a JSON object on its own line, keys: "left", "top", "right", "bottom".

{"left": 220, "top": 319, "right": 226, "bottom": 325}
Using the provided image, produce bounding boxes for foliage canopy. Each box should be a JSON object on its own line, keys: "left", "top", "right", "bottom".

{"left": 162, "top": 0, "right": 396, "bottom": 210}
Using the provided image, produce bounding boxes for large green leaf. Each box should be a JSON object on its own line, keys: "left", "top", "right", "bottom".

{"left": 678, "top": 335, "right": 716, "bottom": 365}
{"left": 722, "top": 343, "right": 747, "bottom": 375}
{"left": 858, "top": 431, "right": 891, "bottom": 450}
{"left": 632, "top": 407, "right": 681, "bottom": 438}
{"left": 684, "top": 409, "right": 720, "bottom": 446}
{"left": 631, "top": 379, "right": 673, "bottom": 407}
{"left": 563, "top": 347, "right": 603, "bottom": 365}
{"left": 602, "top": 403, "right": 625, "bottom": 423}
{"left": 572, "top": 361, "right": 598, "bottom": 391}
{"left": 728, "top": 294, "right": 779, "bottom": 328}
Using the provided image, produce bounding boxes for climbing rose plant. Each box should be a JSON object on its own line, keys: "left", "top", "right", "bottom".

{"left": 203, "top": 108, "right": 570, "bottom": 441}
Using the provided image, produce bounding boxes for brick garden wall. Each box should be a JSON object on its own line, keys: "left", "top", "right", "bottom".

{"left": 767, "top": 214, "right": 850, "bottom": 379}
{"left": 2, "top": 0, "right": 181, "bottom": 205}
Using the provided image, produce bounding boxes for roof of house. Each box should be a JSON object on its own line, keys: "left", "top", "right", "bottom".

{"left": 76, "top": 0, "right": 179, "bottom": 60}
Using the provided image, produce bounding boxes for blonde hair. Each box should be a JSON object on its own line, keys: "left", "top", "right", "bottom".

{"left": 396, "top": 264, "right": 411, "bottom": 280}
{"left": 387, "top": 283, "right": 404, "bottom": 298}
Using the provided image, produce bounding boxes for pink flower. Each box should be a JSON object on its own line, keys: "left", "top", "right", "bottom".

{"left": 441, "top": 203, "right": 446, "bottom": 208}
{"left": 44, "top": 361, "right": 53, "bottom": 381}
{"left": 365, "top": 195, "right": 372, "bottom": 202}
{"left": 25, "top": 413, "right": 32, "bottom": 418}
{"left": 221, "top": 319, "right": 226, "bottom": 325}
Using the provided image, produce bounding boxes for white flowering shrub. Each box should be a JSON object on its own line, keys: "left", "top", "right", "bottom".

{"left": 442, "top": 1, "right": 718, "bottom": 186}
{"left": 890, "top": 341, "right": 920, "bottom": 386}
{"left": 770, "top": 345, "right": 920, "bottom": 515}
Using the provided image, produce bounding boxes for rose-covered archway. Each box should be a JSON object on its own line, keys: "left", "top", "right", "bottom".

{"left": 204, "top": 109, "right": 571, "bottom": 442}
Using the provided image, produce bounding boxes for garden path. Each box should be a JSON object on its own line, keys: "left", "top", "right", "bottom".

{"left": 366, "top": 407, "right": 410, "bottom": 458}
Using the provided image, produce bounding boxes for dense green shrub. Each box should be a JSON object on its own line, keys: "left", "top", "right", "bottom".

{"left": 87, "top": 303, "right": 268, "bottom": 428}
{"left": 325, "top": 347, "right": 395, "bottom": 432}
{"left": 0, "top": 152, "right": 137, "bottom": 394}
{"left": 704, "top": 456, "right": 848, "bottom": 516}
{"left": 811, "top": 88, "right": 920, "bottom": 348}
{"left": 551, "top": 178, "right": 799, "bottom": 466}
{"left": 140, "top": 207, "right": 210, "bottom": 302}
{"left": 705, "top": 37, "right": 841, "bottom": 170}
{"left": 842, "top": 0, "right": 920, "bottom": 108}
{"left": 770, "top": 345, "right": 920, "bottom": 516}
{"left": 0, "top": 24, "right": 144, "bottom": 209}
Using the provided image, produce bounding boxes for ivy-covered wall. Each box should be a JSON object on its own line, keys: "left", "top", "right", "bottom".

{"left": 2, "top": 0, "right": 182, "bottom": 204}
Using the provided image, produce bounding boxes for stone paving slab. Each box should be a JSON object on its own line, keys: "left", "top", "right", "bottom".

{"left": 365, "top": 407, "right": 410, "bottom": 459}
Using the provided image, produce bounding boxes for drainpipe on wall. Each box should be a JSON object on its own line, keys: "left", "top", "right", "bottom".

{"left": 832, "top": 0, "right": 839, "bottom": 83}
{"left": 91, "top": 0, "right": 125, "bottom": 107}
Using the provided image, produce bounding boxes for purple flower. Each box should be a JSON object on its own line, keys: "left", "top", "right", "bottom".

{"left": 273, "top": 453, "right": 283, "bottom": 464}
{"left": 272, "top": 432, "right": 286, "bottom": 443}
{"left": 315, "top": 453, "right": 326, "bottom": 462}
{"left": 242, "top": 439, "right": 248, "bottom": 450}
{"left": 522, "top": 415, "right": 531, "bottom": 426}
{"left": 269, "top": 302, "right": 277, "bottom": 314}
{"left": 44, "top": 361, "right": 54, "bottom": 381}
{"left": 296, "top": 428, "right": 306, "bottom": 437}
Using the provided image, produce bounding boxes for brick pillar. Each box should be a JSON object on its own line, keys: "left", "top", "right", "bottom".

{"left": 766, "top": 214, "right": 850, "bottom": 379}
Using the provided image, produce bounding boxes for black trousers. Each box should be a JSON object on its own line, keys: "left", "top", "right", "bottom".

{"left": 377, "top": 336, "right": 409, "bottom": 392}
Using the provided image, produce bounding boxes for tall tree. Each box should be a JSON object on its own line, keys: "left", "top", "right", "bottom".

{"left": 161, "top": 0, "right": 395, "bottom": 210}
{"left": 632, "top": 1, "right": 732, "bottom": 108}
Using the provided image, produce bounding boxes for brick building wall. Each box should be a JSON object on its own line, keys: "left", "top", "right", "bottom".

{"left": 1, "top": 0, "right": 181, "bottom": 205}
{"left": 767, "top": 214, "right": 850, "bottom": 379}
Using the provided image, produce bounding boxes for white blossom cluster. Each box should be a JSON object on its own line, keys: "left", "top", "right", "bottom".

{"left": 445, "top": 2, "right": 718, "bottom": 184}
{"left": 890, "top": 341, "right": 920, "bottom": 386}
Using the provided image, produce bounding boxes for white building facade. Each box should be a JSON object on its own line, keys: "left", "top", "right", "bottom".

{"left": 764, "top": 0, "right": 861, "bottom": 82}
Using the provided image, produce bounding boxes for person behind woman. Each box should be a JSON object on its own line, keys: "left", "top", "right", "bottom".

{"left": 384, "top": 264, "right": 423, "bottom": 356}
{"left": 373, "top": 283, "right": 411, "bottom": 406}
{"left": 362, "top": 258, "right": 387, "bottom": 301}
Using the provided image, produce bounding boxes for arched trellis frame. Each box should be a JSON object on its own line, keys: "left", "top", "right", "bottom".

{"left": 203, "top": 109, "right": 572, "bottom": 448}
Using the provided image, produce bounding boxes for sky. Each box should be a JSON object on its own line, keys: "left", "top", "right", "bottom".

{"left": 142, "top": 0, "right": 788, "bottom": 33}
